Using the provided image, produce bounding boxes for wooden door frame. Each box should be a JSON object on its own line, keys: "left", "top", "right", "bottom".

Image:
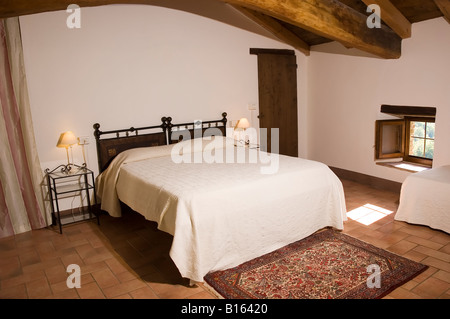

{"left": 250, "top": 48, "right": 298, "bottom": 157}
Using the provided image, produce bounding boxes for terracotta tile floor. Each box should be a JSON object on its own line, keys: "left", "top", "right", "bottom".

{"left": 0, "top": 179, "right": 449, "bottom": 299}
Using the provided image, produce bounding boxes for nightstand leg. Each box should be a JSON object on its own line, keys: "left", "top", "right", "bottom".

{"left": 49, "top": 175, "right": 63, "bottom": 234}
{"left": 47, "top": 174, "right": 56, "bottom": 226}
{"left": 54, "top": 196, "right": 62, "bottom": 234}
{"left": 85, "top": 171, "right": 100, "bottom": 226}
{"left": 92, "top": 174, "right": 100, "bottom": 226}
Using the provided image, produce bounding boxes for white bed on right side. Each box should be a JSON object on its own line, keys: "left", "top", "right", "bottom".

{"left": 395, "top": 165, "right": 450, "bottom": 234}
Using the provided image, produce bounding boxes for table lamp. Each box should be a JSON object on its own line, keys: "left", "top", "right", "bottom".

{"left": 57, "top": 131, "right": 78, "bottom": 165}
{"left": 234, "top": 118, "right": 250, "bottom": 146}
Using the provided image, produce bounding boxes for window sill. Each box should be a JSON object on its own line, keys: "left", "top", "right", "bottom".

{"left": 376, "top": 161, "right": 431, "bottom": 173}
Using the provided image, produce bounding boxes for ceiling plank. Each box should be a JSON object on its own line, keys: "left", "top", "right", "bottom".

{"left": 232, "top": 5, "right": 310, "bottom": 56}
{"left": 360, "top": 0, "right": 412, "bottom": 38}
{"left": 223, "top": 0, "right": 402, "bottom": 59}
{"left": 434, "top": 0, "right": 450, "bottom": 23}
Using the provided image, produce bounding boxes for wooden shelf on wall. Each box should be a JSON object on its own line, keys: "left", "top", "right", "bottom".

{"left": 380, "top": 105, "right": 437, "bottom": 118}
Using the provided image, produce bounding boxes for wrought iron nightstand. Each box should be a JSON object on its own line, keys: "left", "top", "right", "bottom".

{"left": 45, "top": 163, "right": 100, "bottom": 234}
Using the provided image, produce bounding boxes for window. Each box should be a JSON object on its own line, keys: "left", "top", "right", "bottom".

{"left": 404, "top": 118, "right": 435, "bottom": 165}
{"left": 375, "top": 117, "right": 435, "bottom": 167}
{"left": 375, "top": 105, "right": 437, "bottom": 171}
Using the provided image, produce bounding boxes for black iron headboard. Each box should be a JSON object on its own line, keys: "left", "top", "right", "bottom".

{"left": 93, "top": 118, "right": 169, "bottom": 173}
{"left": 93, "top": 112, "right": 227, "bottom": 173}
{"left": 168, "top": 112, "right": 228, "bottom": 144}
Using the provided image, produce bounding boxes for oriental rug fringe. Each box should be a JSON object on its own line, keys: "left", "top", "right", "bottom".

{"left": 204, "top": 229, "right": 428, "bottom": 299}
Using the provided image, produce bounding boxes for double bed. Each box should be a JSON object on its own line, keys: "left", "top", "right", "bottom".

{"left": 93, "top": 113, "right": 347, "bottom": 283}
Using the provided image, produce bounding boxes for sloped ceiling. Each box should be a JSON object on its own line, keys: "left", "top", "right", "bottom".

{"left": 0, "top": 0, "right": 449, "bottom": 59}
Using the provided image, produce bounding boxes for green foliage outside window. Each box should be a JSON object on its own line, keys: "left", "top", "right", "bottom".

{"left": 409, "top": 122, "right": 435, "bottom": 159}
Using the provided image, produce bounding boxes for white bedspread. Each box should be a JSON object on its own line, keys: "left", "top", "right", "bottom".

{"left": 395, "top": 165, "right": 450, "bottom": 234}
{"left": 96, "top": 138, "right": 347, "bottom": 282}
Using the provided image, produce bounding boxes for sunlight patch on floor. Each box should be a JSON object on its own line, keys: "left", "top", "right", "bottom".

{"left": 347, "top": 204, "right": 394, "bottom": 226}
{"left": 394, "top": 163, "right": 428, "bottom": 172}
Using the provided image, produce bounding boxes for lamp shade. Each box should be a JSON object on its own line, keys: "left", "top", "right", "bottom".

{"left": 56, "top": 131, "right": 78, "bottom": 148}
{"left": 235, "top": 118, "right": 250, "bottom": 129}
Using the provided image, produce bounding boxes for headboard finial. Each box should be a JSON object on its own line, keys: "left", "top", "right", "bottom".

{"left": 93, "top": 123, "right": 101, "bottom": 139}
{"left": 222, "top": 112, "right": 228, "bottom": 128}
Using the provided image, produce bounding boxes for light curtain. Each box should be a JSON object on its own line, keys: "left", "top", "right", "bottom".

{"left": 0, "top": 17, "right": 51, "bottom": 239}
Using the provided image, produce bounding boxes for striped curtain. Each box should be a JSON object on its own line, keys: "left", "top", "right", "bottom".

{"left": 0, "top": 18, "right": 50, "bottom": 238}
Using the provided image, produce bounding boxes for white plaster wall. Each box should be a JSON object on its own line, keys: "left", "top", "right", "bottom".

{"left": 20, "top": 4, "right": 308, "bottom": 211}
{"left": 307, "top": 18, "right": 450, "bottom": 183}
{"left": 21, "top": 4, "right": 447, "bottom": 201}
{"left": 20, "top": 4, "right": 308, "bottom": 178}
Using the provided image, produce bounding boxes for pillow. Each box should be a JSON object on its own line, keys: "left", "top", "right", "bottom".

{"left": 174, "top": 135, "right": 233, "bottom": 153}
{"left": 170, "top": 135, "right": 235, "bottom": 163}
{"left": 112, "top": 144, "right": 174, "bottom": 166}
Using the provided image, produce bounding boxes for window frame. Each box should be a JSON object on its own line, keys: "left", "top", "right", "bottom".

{"left": 403, "top": 117, "right": 435, "bottom": 166}
{"left": 375, "top": 117, "right": 435, "bottom": 167}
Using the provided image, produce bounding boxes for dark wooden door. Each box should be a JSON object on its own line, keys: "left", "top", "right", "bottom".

{"left": 251, "top": 49, "right": 298, "bottom": 157}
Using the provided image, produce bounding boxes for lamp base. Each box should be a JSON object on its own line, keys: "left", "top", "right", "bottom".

{"left": 234, "top": 139, "right": 248, "bottom": 147}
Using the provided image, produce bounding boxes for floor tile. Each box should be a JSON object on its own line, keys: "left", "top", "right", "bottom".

{"left": 1, "top": 178, "right": 449, "bottom": 299}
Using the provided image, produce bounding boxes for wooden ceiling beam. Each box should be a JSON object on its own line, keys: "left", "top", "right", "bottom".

{"left": 434, "top": 0, "right": 450, "bottom": 23}
{"left": 232, "top": 5, "right": 310, "bottom": 56}
{"left": 360, "top": 0, "right": 412, "bottom": 38}
{"left": 0, "top": 0, "right": 402, "bottom": 58}
{"left": 223, "top": 0, "right": 401, "bottom": 59}
{"left": 0, "top": 0, "right": 115, "bottom": 18}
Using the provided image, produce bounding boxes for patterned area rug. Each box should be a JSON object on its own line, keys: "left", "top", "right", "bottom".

{"left": 204, "top": 229, "right": 428, "bottom": 299}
